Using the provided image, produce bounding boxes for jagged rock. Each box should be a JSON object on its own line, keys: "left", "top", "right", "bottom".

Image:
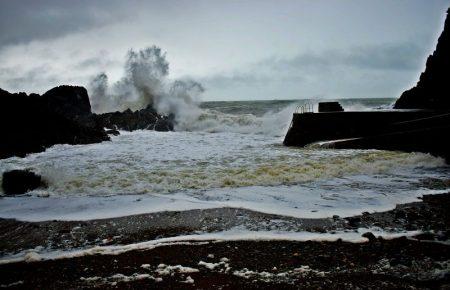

{"left": 0, "top": 87, "right": 109, "bottom": 159}
{"left": 394, "top": 8, "right": 450, "bottom": 109}
{"left": 96, "top": 105, "right": 174, "bottom": 132}
{"left": 2, "top": 170, "right": 46, "bottom": 195}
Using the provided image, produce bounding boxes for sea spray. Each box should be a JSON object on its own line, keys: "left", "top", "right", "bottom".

{"left": 88, "top": 46, "right": 204, "bottom": 125}
{"left": 88, "top": 46, "right": 297, "bottom": 136}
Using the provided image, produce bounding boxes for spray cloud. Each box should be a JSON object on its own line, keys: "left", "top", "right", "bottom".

{"left": 89, "top": 46, "right": 203, "bottom": 124}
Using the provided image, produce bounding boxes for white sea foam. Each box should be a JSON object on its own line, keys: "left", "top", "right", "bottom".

{"left": 0, "top": 128, "right": 448, "bottom": 222}
{"left": 0, "top": 227, "right": 422, "bottom": 265}
{"left": 0, "top": 130, "right": 446, "bottom": 197}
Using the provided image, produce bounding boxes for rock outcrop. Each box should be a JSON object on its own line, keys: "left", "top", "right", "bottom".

{"left": 2, "top": 170, "right": 47, "bottom": 195}
{"left": 0, "top": 86, "right": 109, "bottom": 159}
{"left": 42, "top": 86, "right": 92, "bottom": 117}
{"left": 96, "top": 106, "right": 174, "bottom": 132}
{"left": 394, "top": 8, "right": 450, "bottom": 109}
{"left": 0, "top": 85, "right": 174, "bottom": 159}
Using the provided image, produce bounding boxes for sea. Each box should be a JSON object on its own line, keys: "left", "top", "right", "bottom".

{"left": 0, "top": 98, "right": 449, "bottom": 222}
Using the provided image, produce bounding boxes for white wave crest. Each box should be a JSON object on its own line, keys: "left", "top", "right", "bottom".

{"left": 175, "top": 104, "right": 297, "bottom": 137}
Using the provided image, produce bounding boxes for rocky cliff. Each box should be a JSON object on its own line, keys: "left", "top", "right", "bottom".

{"left": 394, "top": 8, "right": 450, "bottom": 109}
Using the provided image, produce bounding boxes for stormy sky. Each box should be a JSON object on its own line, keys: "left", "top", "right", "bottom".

{"left": 0, "top": 0, "right": 449, "bottom": 101}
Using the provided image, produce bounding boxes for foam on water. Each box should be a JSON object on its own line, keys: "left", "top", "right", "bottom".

{"left": 0, "top": 130, "right": 446, "bottom": 197}
{"left": 0, "top": 129, "right": 448, "bottom": 221}
{"left": 0, "top": 227, "right": 423, "bottom": 264}
{"left": 0, "top": 99, "right": 449, "bottom": 222}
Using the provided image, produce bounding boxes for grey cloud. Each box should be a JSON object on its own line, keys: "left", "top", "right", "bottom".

{"left": 0, "top": 64, "right": 59, "bottom": 92}
{"left": 0, "top": 0, "right": 129, "bottom": 48}
{"left": 72, "top": 53, "right": 121, "bottom": 70}
{"left": 204, "top": 41, "right": 423, "bottom": 88}
{"left": 199, "top": 41, "right": 427, "bottom": 100}
{"left": 265, "top": 42, "right": 425, "bottom": 73}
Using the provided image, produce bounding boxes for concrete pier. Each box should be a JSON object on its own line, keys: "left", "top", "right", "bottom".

{"left": 283, "top": 109, "right": 450, "bottom": 161}
{"left": 283, "top": 110, "right": 437, "bottom": 147}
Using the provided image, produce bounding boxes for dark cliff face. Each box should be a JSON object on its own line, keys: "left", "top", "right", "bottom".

{"left": 0, "top": 85, "right": 174, "bottom": 159}
{"left": 394, "top": 8, "right": 450, "bottom": 110}
{"left": 0, "top": 86, "right": 109, "bottom": 159}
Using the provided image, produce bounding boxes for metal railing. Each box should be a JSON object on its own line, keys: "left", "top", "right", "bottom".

{"left": 295, "top": 102, "right": 314, "bottom": 114}
{"left": 287, "top": 102, "right": 314, "bottom": 131}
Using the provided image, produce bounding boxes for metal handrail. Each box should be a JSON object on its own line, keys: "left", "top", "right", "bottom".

{"left": 295, "top": 102, "right": 314, "bottom": 114}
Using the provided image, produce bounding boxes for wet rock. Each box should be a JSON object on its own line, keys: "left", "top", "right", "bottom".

{"left": 362, "top": 232, "right": 376, "bottom": 242}
{"left": 414, "top": 232, "right": 435, "bottom": 241}
{"left": 437, "top": 230, "right": 450, "bottom": 241}
{"left": 105, "top": 129, "right": 120, "bottom": 136}
{"left": 394, "top": 210, "right": 406, "bottom": 219}
{"left": 2, "top": 170, "right": 46, "bottom": 195}
{"left": 96, "top": 106, "right": 173, "bottom": 132}
{"left": 345, "top": 217, "right": 361, "bottom": 228}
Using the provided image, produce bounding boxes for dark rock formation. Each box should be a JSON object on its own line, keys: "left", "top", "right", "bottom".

{"left": 42, "top": 86, "right": 92, "bottom": 117}
{"left": 2, "top": 170, "right": 46, "bottom": 195}
{"left": 0, "top": 86, "right": 109, "bottom": 159}
{"left": 96, "top": 106, "right": 174, "bottom": 132}
{"left": 394, "top": 8, "right": 450, "bottom": 109}
{"left": 1, "top": 84, "right": 175, "bottom": 159}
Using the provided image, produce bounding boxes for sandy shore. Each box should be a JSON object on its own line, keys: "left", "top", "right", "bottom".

{"left": 0, "top": 193, "right": 449, "bottom": 288}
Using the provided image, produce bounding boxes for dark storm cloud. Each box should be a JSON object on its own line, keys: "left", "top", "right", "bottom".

{"left": 0, "top": 0, "right": 128, "bottom": 48}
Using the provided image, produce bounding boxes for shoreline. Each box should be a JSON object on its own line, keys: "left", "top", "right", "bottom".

{"left": 0, "top": 192, "right": 449, "bottom": 288}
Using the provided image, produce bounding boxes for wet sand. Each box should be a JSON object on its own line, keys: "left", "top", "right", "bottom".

{"left": 0, "top": 193, "right": 449, "bottom": 288}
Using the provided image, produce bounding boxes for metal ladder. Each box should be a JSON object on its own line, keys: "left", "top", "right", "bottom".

{"left": 295, "top": 102, "right": 314, "bottom": 114}
{"left": 288, "top": 102, "right": 314, "bottom": 131}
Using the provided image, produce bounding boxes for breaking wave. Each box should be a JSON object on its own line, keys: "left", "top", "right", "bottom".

{"left": 175, "top": 104, "right": 297, "bottom": 137}
{"left": 0, "top": 130, "right": 446, "bottom": 197}
{"left": 88, "top": 46, "right": 299, "bottom": 137}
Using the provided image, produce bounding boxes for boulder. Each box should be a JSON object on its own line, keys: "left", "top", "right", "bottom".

{"left": 2, "top": 170, "right": 46, "bottom": 195}
{"left": 394, "top": 8, "right": 450, "bottom": 110}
